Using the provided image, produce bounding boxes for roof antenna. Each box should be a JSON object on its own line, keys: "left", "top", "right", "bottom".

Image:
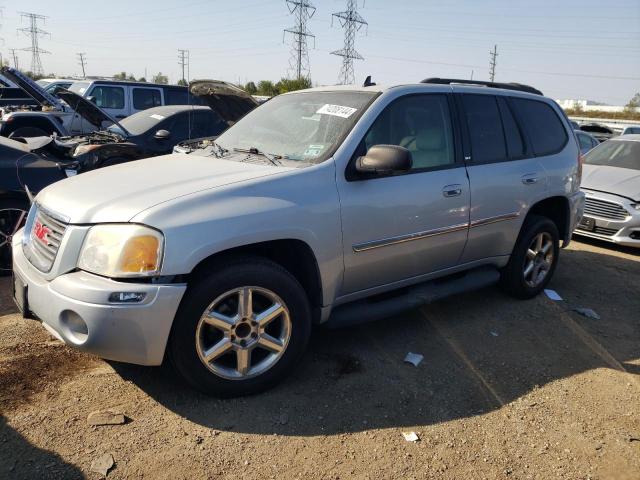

{"left": 363, "top": 75, "right": 376, "bottom": 87}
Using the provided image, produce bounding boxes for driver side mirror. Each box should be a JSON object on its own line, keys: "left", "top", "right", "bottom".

{"left": 355, "top": 145, "right": 412, "bottom": 175}
{"left": 87, "top": 96, "right": 96, "bottom": 104}
{"left": 154, "top": 129, "right": 171, "bottom": 140}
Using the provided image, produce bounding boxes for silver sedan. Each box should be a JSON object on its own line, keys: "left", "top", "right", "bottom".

{"left": 575, "top": 135, "right": 640, "bottom": 247}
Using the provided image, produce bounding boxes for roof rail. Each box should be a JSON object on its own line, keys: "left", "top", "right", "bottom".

{"left": 421, "top": 77, "right": 543, "bottom": 96}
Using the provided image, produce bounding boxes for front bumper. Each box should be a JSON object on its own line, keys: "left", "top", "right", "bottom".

{"left": 12, "top": 230, "right": 187, "bottom": 365}
{"left": 574, "top": 191, "right": 640, "bottom": 248}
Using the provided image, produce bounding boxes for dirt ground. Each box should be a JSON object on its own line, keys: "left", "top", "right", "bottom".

{"left": 0, "top": 236, "right": 638, "bottom": 480}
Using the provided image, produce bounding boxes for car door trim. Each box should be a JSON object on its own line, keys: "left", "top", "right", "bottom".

{"left": 469, "top": 211, "right": 520, "bottom": 228}
{"left": 352, "top": 222, "right": 469, "bottom": 252}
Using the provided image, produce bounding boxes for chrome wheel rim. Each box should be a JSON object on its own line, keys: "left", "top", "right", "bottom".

{"left": 195, "top": 286, "right": 291, "bottom": 380}
{"left": 523, "top": 232, "right": 554, "bottom": 288}
{"left": 0, "top": 208, "right": 28, "bottom": 273}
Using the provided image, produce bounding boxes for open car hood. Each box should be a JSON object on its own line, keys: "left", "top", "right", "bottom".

{"left": 55, "top": 89, "right": 129, "bottom": 135}
{"left": 189, "top": 80, "right": 258, "bottom": 125}
{"left": 0, "top": 66, "right": 63, "bottom": 109}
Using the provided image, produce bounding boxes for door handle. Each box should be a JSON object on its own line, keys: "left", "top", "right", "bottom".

{"left": 442, "top": 184, "right": 463, "bottom": 197}
{"left": 521, "top": 174, "right": 538, "bottom": 185}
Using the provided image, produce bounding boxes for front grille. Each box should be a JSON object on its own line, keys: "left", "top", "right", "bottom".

{"left": 593, "top": 226, "right": 619, "bottom": 237}
{"left": 25, "top": 206, "right": 68, "bottom": 272}
{"left": 584, "top": 197, "right": 629, "bottom": 221}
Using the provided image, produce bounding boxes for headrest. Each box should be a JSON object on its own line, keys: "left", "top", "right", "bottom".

{"left": 416, "top": 127, "right": 444, "bottom": 150}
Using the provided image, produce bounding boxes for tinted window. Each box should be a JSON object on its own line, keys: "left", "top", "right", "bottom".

{"left": 511, "top": 98, "right": 568, "bottom": 156}
{"left": 133, "top": 88, "right": 162, "bottom": 110}
{"left": 363, "top": 94, "right": 454, "bottom": 170}
{"left": 577, "top": 133, "right": 592, "bottom": 150}
{"left": 624, "top": 127, "right": 640, "bottom": 135}
{"left": 497, "top": 97, "right": 525, "bottom": 159}
{"left": 161, "top": 112, "right": 190, "bottom": 140}
{"left": 190, "top": 110, "right": 226, "bottom": 138}
{"left": 462, "top": 94, "right": 507, "bottom": 163}
{"left": 164, "top": 88, "right": 206, "bottom": 106}
{"left": 89, "top": 86, "right": 125, "bottom": 109}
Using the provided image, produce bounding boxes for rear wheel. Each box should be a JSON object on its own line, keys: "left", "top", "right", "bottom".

{"left": 500, "top": 215, "right": 559, "bottom": 299}
{"left": 0, "top": 199, "right": 30, "bottom": 276}
{"left": 169, "top": 258, "right": 311, "bottom": 397}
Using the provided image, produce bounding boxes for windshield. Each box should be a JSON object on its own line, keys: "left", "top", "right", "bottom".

{"left": 109, "top": 109, "right": 165, "bottom": 136}
{"left": 623, "top": 127, "right": 640, "bottom": 135}
{"left": 584, "top": 140, "right": 640, "bottom": 171}
{"left": 68, "top": 81, "right": 91, "bottom": 96}
{"left": 36, "top": 80, "right": 52, "bottom": 87}
{"left": 215, "top": 91, "right": 376, "bottom": 163}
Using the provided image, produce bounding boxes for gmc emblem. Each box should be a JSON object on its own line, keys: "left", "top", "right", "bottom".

{"left": 33, "top": 220, "right": 52, "bottom": 246}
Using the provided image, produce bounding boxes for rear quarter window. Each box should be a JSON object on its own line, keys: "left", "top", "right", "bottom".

{"left": 511, "top": 98, "right": 568, "bottom": 156}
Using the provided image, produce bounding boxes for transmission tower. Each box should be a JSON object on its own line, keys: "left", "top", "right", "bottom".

{"left": 10, "top": 49, "right": 19, "bottom": 69}
{"left": 17, "top": 12, "right": 50, "bottom": 76}
{"left": 283, "top": 0, "right": 316, "bottom": 80}
{"left": 489, "top": 44, "right": 498, "bottom": 82}
{"left": 331, "top": 0, "right": 368, "bottom": 85}
{"left": 178, "top": 49, "right": 190, "bottom": 84}
{"left": 77, "top": 52, "right": 87, "bottom": 78}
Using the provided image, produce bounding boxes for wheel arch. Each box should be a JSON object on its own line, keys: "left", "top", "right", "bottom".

{"left": 526, "top": 196, "right": 571, "bottom": 246}
{"left": 187, "top": 239, "right": 324, "bottom": 323}
{"left": 4, "top": 114, "right": 64, "bottom": 137}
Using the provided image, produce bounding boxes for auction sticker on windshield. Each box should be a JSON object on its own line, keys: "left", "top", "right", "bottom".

{"left": 316, "top": 104, "right": 357, "bottom": 118}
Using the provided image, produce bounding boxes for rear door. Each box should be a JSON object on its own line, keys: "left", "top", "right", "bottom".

{"left": 457, "top": 92, "right": 549, "bottom": 263}
{"left": 131, "top": 87, "right": 163, "bottom": 114}
{"left": 86, "top": 84, "right": 128, "bottom": 120}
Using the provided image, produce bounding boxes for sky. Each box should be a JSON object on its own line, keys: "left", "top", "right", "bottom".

{"left": 1, "top": 0, "right": 639, "bottom": 105}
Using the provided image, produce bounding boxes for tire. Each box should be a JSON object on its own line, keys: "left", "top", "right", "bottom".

{"left": 0, "top": 198, "right": 30, "bottom": 276}
{"left": 500, "top": 214, "right": 559, "bottom": 299}
{"left": 8, "top": 127, "right": 49, "bottom": 139}
{"left": 168, "top": 257, "right": 312, "bottom": 397}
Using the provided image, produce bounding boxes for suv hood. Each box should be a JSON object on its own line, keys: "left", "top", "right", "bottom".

{"left": 582, "top": 164, "right": 640, "bottom": 201}
{"left": 55, "top": 89, "right": 129, "bottom": 134}
{"left": 0, "top": 66, "right": 63, "bottom": 109}
{"left": 37, "top": 153, "right": 293, "bottom": 224}
{"left": 190, "top": 80, "right": 258, "bottom": 125}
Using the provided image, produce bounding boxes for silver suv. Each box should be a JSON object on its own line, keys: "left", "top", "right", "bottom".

{"left": 12, "top": 79, "right": 585, "bottom": 396}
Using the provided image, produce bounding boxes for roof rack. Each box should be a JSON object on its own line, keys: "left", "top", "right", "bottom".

{"left": 421, "top": 78, "right": 543, "bottom": 96}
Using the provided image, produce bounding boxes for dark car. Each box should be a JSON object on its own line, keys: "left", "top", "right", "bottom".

{"left": 0, "top": 80, "right": 257, "bottom": 272}
{"left": 580, "top": 122, "right": 616, "bottom": 142}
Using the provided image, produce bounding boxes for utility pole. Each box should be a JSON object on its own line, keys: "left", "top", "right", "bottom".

{"left": 77, "top": 52, "right": 87, "bottom": 78}
{"left": 283, "top": 0, "right": 316, "bottom": 81}
{"left": 489, "top": 44, "right": 498, "bottom": 82}
{"left": 178, "top": 49, "right": 189, "bottom": 84}
{"left": 10, "top": 49, "right": 19, "bottom": 69}
{"left": 17, "top": 12, "right": 50, "bottom": 77}
{"left": 331, "top": 0, "right": 368, "bottom": 85}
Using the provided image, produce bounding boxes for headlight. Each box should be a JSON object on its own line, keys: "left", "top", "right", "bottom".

{"left": 73, "top": 144, "right": 101, "bottom": 157}
{"left": 78, "top": 224, "right": 164, "bottom": 278}
{"left": 631, "top": 203, "right": 640, "bottom": 211}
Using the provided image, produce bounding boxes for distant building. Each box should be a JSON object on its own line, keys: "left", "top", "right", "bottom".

{"left": 556, "top": 99, "right": 625, "bottom": 113}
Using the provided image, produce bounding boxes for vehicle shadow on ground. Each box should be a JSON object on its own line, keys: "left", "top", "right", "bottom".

{"left": 0, "top": 416, "right": 83, "bottom": 479}
{"left": 113, "top": 246, "right": 640, "bottom": 436}
{"left": 0, "top": 277, "right": 18, "bottom": 316}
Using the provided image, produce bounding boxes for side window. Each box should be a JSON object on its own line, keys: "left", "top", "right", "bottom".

{"left": 161, "top": 112, "right": 190, "bottom": 140}
{"left": 191, "top": 110, "right": 226, "bottom": 138}
{"left": 363, "top": 94, "right": 455, "bottom": 170}
{"left": 497, "top": 97, "right": 526, "bottom": 159}
{"left": 164, "top": 88, "right": 206, "bottom": 106}
{"left": 133, "top": 88, "right": 162, "bottom": 110}
{"left": 89, "top": 86, "right": 125, "bottom": 109}
{"left": 577, "top": 133, "right": 592, "bottom": 150}
{"left": 591, "top": 137, "right": 600, "bottom": 148}
{"left": 511, "top": 98, "right": 568, "bottom": 156}
{"left": 462, "top": 94, "right": 507, "bottom": 163}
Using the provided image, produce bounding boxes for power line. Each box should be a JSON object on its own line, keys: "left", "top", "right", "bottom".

{"left": 283, "top": 0, "right": 316, "bottom": 80}
{"left": 178, "top": 49, "right": 189, "bottom": 83}
{"left": 331, "top": 0, "right": 368, "bottom": 85}
{"left": 489, "top": 44, "right": 498, "bottom": 82}
{"left": 77, "top": 52, "right": 87, "bottom": 78}
{"left": 17, "top": 12, "right": 50, "bottom": 76}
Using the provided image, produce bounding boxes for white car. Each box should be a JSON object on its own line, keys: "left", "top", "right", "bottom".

{"left": 621, "top": 125, "right": 640, "bottom": 136}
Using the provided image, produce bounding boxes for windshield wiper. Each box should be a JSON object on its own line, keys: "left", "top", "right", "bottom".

{"left": 233, "top": 147, "right": 283, "bottom": 166}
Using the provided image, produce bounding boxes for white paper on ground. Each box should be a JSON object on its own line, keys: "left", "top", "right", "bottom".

{"left": 544, "top": 289, "right": 563, "bottom": 301}
{"left": 402, "top": 431, "right": 420, "bottom": 442}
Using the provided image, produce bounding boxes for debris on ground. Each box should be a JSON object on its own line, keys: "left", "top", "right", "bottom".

{"left": 573, "top": 307, "right": 601, "bottom": 320}
{"left": 402, "top": 432, "right": 420, "bottom": 442}
{"left": 544, "top": 289, "right": 563, "bottom": 301}
{"left": 490, "top": 331, "right": 499, "bottom": 337}
{"left": 87, "top": 409, "right": 126, "bottom": 426}
{"left": 90, "top": 453, "right": 114, "bottom": 477}
{"left": 403, "top": 352, "right": 424, "bottom": 367}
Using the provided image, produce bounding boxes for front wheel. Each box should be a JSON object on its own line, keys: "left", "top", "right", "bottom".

{"left": 500, "top": 215, "right": 559, "bottom": 299}
{"left": 0, "top": 199, "right": 30, "bottom": 276}
{"left": 168, "top": 258, "right": 311, "bottom": 397}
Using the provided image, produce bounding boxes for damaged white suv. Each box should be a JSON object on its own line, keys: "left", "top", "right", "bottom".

{"left": 13, "top": 79, "right": 584, "bottom": 396}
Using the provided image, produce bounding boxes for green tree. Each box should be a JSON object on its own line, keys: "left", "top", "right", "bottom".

{"left": 113, "top": 72, "right": 128, "bottom": 80}
{"left": 275, "top": 77, "right": 312, "bottom": 93}
{"left": 177, "top": 79, "right": 188, "bottom": 86}
{"left": 624, "top": 92, "right": 640, "bottom": 113}
{"left": 243, "top": 81, "right": 257, "bottom": 95}
{"left": 137, "top": 77, "right": 147, "bottom": 82}
{"left": 152, "top": 72, "right": 168, "bottom": 84}
{"left": 256, "top": 80, "right": 278, "bottom": 97}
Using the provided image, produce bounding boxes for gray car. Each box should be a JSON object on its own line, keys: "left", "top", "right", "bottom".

{"left": 575, "top": 135, "right": 640, "bottom": 246}
{"left": 12, "top": 79, "right": 584, "bottom": 396}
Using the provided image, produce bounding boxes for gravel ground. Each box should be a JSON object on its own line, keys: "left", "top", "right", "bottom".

{"left": 0, "top": 237, "right": 639, "bottom": 479}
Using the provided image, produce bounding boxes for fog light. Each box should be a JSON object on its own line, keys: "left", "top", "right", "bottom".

{"left": 109, "top": 292, "right": 146, "bottom": 303}
{"left": 630, "top": 231, "right": 640, "bottom": 240}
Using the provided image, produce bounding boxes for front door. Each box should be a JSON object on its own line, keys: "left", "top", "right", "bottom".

{"left": 337, "top": 93, "right": 470, "bottom": 297}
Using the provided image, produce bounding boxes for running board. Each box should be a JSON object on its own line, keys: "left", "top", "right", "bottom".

{"left": 325, "top": 266, "right": 500, "bottom": 329}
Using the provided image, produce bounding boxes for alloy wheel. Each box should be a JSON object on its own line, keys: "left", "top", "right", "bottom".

{"left": 522, "top": 232, "right": 554, "bottom": 288}
{"left": 195, "top": 286, "right": 292, "bottom": 380}
{"left": 0, "top": 208, "right": 28, "bottom": 273}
